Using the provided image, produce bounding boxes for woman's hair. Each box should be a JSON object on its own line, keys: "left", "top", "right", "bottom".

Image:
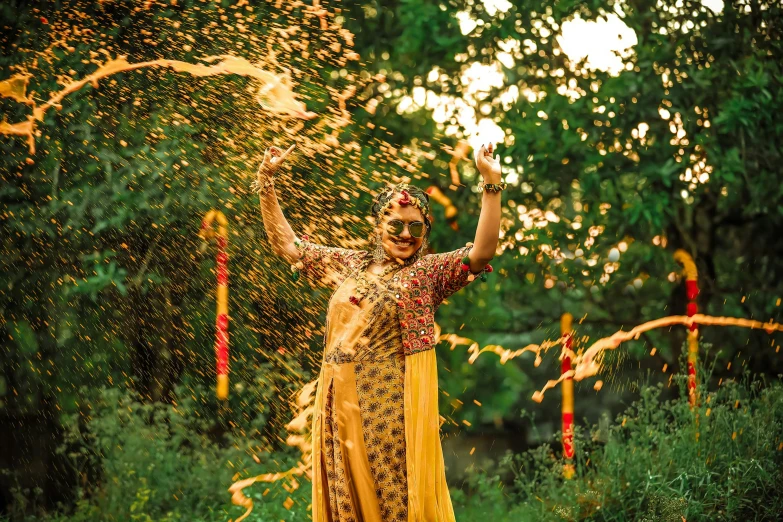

{"left": 371, "top": 183, "right": 432, "bottom": 237}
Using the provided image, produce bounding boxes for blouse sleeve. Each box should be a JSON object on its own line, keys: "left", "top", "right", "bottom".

{"left": 421, "top": 244, "right": 485, "bottom": 306}
{"left": 293, "top": 236, "right": 366, "bottom": 289}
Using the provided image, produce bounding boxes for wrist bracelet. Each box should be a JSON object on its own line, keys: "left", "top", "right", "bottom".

{"left": 478, "top": 181, "right": 507, "bottom": 193}
{"left": 250, "top": 175, "right": 275, "bottom": 195}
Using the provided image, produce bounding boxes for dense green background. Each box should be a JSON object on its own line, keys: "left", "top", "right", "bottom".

{"left": 2, "top": 0, "right": 782, "bottom": 520}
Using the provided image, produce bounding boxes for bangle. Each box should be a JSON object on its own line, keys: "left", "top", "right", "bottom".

{"left": 250, "top": 175, "right": 275, "bottom": 195}
{"left": 478, "top": 181, "right": 507, "bottom": 193}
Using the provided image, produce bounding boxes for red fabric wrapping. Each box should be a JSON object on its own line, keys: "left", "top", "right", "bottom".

{"left": 562, "top": 412, "right": 574, "bottom": 458}
{"left": 216, "top": 313, "right": 229, "bottom": 374}
{"left": 217, "top": 265, "right": 228, "bottom": 286}
{"left": 685, "top": 279, "right": 699, "bottom": 301}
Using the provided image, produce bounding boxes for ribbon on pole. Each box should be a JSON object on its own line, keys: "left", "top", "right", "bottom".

{"left": 200, "top": 210, "right": 230, "bottom": 400}
{"left": 674, "top": 249, "right": 699, "bottom": 408}
{"left": 561, "top": 313, "right": 575, "bottom": 478}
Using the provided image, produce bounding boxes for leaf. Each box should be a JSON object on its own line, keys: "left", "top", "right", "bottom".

{"left": 9, "top": 320, "right": 38, "bottom": 355}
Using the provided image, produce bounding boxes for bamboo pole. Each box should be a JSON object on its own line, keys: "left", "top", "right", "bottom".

{"left": 561, "top": 313, "right": 575, "bottom": 479}
{"left": 674, "top": 249, "right": 699, "bottom": 408}
{"left": 200, "top": 210, "right": 230, "bottom": 400}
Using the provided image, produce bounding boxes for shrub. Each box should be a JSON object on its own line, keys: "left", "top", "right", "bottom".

{"left": 453, "top": 377, "right": 783, "bottom": 521}
{"left": 8, "top": 376, "right": 782, "bottom": 521}
{"left": 5, "top": 384, "right": 309, "bottom": 522}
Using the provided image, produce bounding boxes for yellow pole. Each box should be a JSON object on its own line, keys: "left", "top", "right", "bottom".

{"left": 673, "top": 249, "right": 699, "bottom": 408}
{"left": 200, "top": 210, "right": 230, "bottom": 400}
{"left": 561, "top": 313, "right": 575, "bottom": 479}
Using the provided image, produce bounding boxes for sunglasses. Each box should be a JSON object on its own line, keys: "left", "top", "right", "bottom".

{"left": 385, "top": 219, "right": 426, "bottom": 238}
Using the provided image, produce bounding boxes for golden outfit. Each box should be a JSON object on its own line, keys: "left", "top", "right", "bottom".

{"left": 296, "top": 238, "right": 482, "bottom": 522}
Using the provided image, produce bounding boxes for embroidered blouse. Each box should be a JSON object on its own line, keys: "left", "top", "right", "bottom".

{"left": 294, "top": 237, "right": 482, "bottom": 356}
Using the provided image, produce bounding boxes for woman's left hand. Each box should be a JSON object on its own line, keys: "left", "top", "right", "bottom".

{"left": 475, "top": 143, "right": 502, "bottom": 183}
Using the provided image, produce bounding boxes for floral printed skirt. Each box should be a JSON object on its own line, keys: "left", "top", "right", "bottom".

{"left": 319, "top": 353, "right": 408, "bottom": 522}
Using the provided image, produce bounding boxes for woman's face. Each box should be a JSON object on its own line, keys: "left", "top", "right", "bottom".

{"left": 376, "top": 200, "right": 426, "bottom": 262}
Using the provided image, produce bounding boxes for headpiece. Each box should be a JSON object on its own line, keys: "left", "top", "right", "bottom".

{"left": 371, "top": 182, "right": 431, "bottom": 227}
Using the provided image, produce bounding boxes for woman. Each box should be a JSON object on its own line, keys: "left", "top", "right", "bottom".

{"left": 254, "top": 142, "right": 504, "bottom": 522}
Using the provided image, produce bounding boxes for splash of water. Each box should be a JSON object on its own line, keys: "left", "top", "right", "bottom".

{"left": 228, "top": 379, "right": 318, "bottom": 522}
{"left": 0, "top": 74, "right": 33, "bottom": 104}
{"left": 441, "top": 327, "right": 563, "bottom": 367}
{"left": 453, "top": 313, "right": 781, "bottom": 403}
{"left": 531, "top": 313, "right": 783, "bottom": 402}
{"left": 2, "top": 3, "right": 461, "bottom": 520}
{"left": 0, "top": 55, "right": 315, "bottom": 154}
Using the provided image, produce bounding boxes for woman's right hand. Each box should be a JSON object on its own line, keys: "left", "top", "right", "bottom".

{"left": 257, "top": 144, "right": 296, "bottom": 179}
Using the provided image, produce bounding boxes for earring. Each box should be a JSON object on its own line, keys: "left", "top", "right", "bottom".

{"left": 373, "top": 232, "right": 386, "bottom": 263}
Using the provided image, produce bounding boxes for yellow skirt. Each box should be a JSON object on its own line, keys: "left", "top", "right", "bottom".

{"left": 312, "top": 349, "right": 456, "bottom": 522}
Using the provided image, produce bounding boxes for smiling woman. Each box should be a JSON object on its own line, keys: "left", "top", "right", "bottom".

{"left": 372, "top": 185, "right": 430, "bottom": 265}
{"left": 252, "top": 142, "right": 505, "bottom": 521}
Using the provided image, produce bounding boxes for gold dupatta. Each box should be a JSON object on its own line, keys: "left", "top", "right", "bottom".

{"left": 310, "top": 367, "right": 329, "bottom": 521}
{"left": 404, "top": 348, "right": 456, "bottom": 522}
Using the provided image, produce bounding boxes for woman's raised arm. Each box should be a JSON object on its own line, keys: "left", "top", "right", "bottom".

{"left": 255, "top": 144, "right": 301, "bottom": 264}
{"left": 468, "top": 143, "right": 503, "bottom": 272}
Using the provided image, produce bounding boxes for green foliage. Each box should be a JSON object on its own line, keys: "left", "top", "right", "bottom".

{"left": 13, "top": 378, "right": 779, "bottom": 521}
{"left": 4, "top": 386, "right": 308, "bottom": 522}
{"left": 344, "top": 0, "right": 783, "bottom": 422}
{"left": 3, "top": 0, "right": 783, "bottom": 519}
{"left": 453, "top": 377, "right": 783, "bottom": 521}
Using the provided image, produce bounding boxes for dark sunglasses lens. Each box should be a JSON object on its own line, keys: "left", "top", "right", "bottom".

{"left": 387, "top": 220, "right": 405, "bottom": 235}
{"left": 409, "top": 222, "right": 424, "bottom": 237}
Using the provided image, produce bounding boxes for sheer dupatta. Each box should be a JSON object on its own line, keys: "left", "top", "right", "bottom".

{"left": 404, "top": 348, "right": 456, "bottom": 522}
{"left": 311, "top": 365, "right": 330, "bottom": 521}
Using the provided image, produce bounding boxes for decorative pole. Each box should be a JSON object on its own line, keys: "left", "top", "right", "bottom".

{"left": 561, "top": 312, "right": 575, "bottom": 479}
{"left": 425, "top": 186, "right": 459, "bottom": 231}
{"left": 200, "top": 210, "right": 230, "bottom": 400}
{"left": 674, "top": 249, "right": 699, "bottom": 408}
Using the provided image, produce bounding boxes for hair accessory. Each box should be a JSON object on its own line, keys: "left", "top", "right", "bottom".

{"left": 373, "top": 182, "right": 430, "bottom": 222}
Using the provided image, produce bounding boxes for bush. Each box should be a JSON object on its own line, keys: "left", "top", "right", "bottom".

{"left": 453, "top": 376, "right": 783, "bottom": 521}
{"left": 8, "top": 376, "right": 782, "bottom": 521}
{"left": 5, "top": 384, "right": 309, "bottom": 522}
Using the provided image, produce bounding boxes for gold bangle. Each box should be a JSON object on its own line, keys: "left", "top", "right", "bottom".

{"left": 250, "top": 176, "right": 275, "bottom": 195}
{"left": 478, "top": 181, "right": 507, "bottom": 193}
